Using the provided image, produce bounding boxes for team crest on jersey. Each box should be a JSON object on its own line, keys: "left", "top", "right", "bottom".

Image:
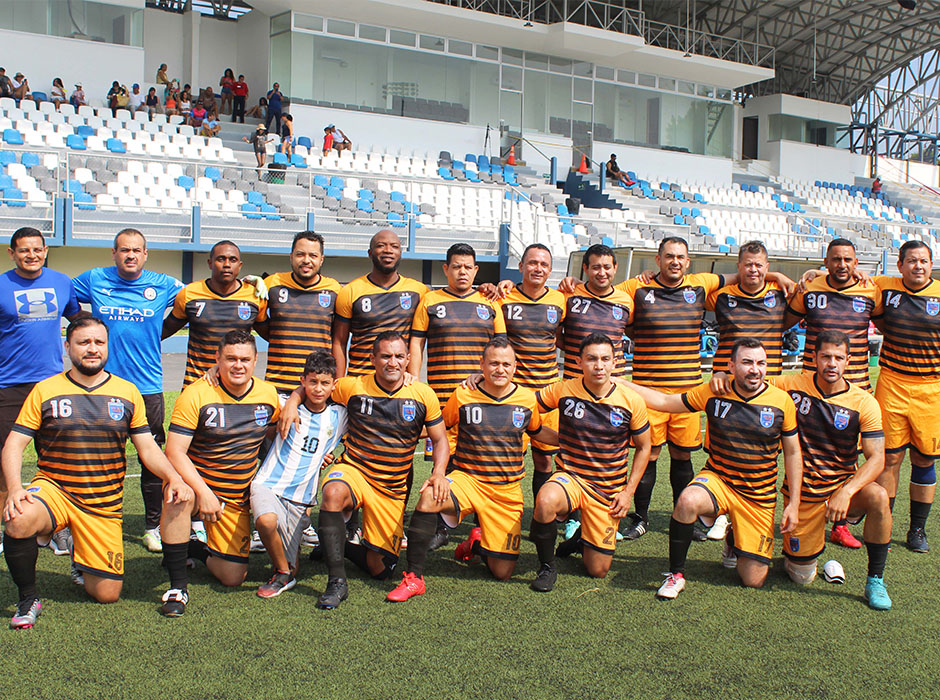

{"left": 833, "top": 408, "right": 850, "bottom": 430}
{"left": 694, "top": 476, "right": 708, "bottom": 483}
{"left": 683, "top": 288, "right": 697, "bottom": 304}
{"left": 555, "top": 475, "right": 569, "bottom": 484}
{"left": 759, "top": 407, "right": 774, "bottom": 428}
{"left": 610, "top": 408, "right": 624, "bottom": 427}
{"left": 764, "top": 292, "right": 777, "bottom": 308}
{"left": 852, "top": 298, "right": 866, "bottom": 314}
{"left": 108, "top": 398, "right": 124, "bottom": 421}
{"left": 476, "top": 304, "right": 490, "bottom": 320}
{"left": 402, "top": 400, "right": 417, "bottom": 422}
{"left": 546, "top": 307, "right": 558, "bottom": 323}
{"left": 927, "top": 298, "right": 940, "bottom": 316}
{"left": 611, "top": 305, "right": 623, "bottom": 321}
{"left": 727, "top": 297, "right": 738, "bottom": 309}
{"left": 144, "top": 287, "right": 157, "bottom": 300}
{"left": 327, "top": 471, "right": 342, "bottom": 479}
{"left": 789, "top": 536, "right": 800, "bottom": 553}
{"left": 399, "top": 293, "right": 412, "bottom": 310}
{"left": 254, "top": 405, "right": 270, "bottom": 426}
{"left": 512, "top": 408, "right": 526, "bottom": 428}
{"left": 237, "top": 302, "right": 252, "bottom": 320}
{"left": 318, "top": 292, "right": 332, "bottom": 308}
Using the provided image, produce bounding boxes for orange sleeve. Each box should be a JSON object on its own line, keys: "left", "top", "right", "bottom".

{"left": 330, "top": 376, "right": 356, "bottom": 407}
{"left": 628, "top": 391, "right": 650, "bottom": 432}
{"left": 681, "top": 383, "right": 712, "bottom": 413}
{"left": 526, "top": 393, "right": 543, "bottom": 432}
{"left": 420, "top": 383, "right": 443, "bottom": 425}
{"left": 492, "top": 300, "right": 507, "bottom": 334}
{"left": 129, "top": 386, "right": 149, "bottom": 431}
{"left": 781, "top": 395, "right": 798, "bottom": 434}
{"left": 13, "top": 383, "right": 44, "bottom": 432}
{"left": 705, "top": 287, "right": 721, "bottom": 312}
{"left": 442, "top": 390, "right": 460, "bottom": 430}
{"left": 788, "top": 288, "right": 807, "bottom": 316}
{"left": 334, "top": 283, "right": 355, "bottom": 321}
{"left": 536, "top": 381, "right": 561, "bottom": 412}
{"left": 411, "top": 297, "right": 430, "bottom": 335}
{"left": 170, "top": 286, "right": 189, "bottom": 320}
{"left": 859, "top": 394, "right": 884, "bottom": 437}
{"left": 168, "top": 384, "right": 203, "bottom": 433}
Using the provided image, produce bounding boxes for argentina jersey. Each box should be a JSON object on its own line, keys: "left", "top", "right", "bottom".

{"left": 254, "top": 402, "right": 347, "bottom": 505}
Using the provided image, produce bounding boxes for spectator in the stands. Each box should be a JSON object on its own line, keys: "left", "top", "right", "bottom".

{"left": 0, "top": 68, "right": 12, "bottom": 98}
{"left": 327, "top": 124, "right": 352, "bottom": 154}
{"left": 145, "top": 87, "right": 161, "bottom": 117}
{"left": 219, "top": 68, "right": 235, "bottom": 115}
{"left": 107, "top": 81, "right": 128, "bottom": 117}
{"left": 50, "top": 77, "right": 67, "bottom": 106}
{"left": 165, "top": 90, "right": 179, "bottom": 118}
{"left": 605, "top": 154, "right": 635, "bottom": 187}
{"left": 280, "top": 114, "right": 294, "bottom": 158}
{"left": 246, "top": 96, "right": 267, "bottom": 120}
{"left": 178, "top": 85, "right": 193, "bottom": 118}
{"left": 156, "top": 63, "right": 170, "bottom": 89}
{"left": 871, "top": 177, "right": 882, "bottom": 195}
{"left": 70, "top": 83, "right": 87, "bottom": 107}
{"left": 189, "top": 101, "right": 207, "bottom": 129}
{"left": 200, "top": 114, "right": 221, "bottom": 138}
{"left": 11, "top": 72, "right": 30, "bottom": 101}
{"left": 244, "top": 123, "right": 271, "bottom": 170}
{"left": 322, "top": 125, "right": 333, "bottom": 156}
{"left": 232, "top": 74, "right": 249, "bottom": 123}
{"left": 201, "top": 86, "right": 218, "bottom": 117}
{"left": 128, "top": 83, "right": 144, "bottom": 112}
{"left": 265, "top": 82, "right": 283, "bottom": 132}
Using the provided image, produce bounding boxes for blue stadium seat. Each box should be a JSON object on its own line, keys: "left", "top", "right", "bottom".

{"left": 177, "top": 175, "right": 194, "bottom": 190}
{"left": 557, "top": 204, "right": 569, "bottom": 216}
{"left": 20, "top": 152, "right": 39, "bottom": 168}
{"left": 31, "top": 91, "right": 47, "bottom": 102}
{"left": 260, "top": 203, "right": 280, "bottom": 220}
{"left": 601, "top": 236, "right": 613, "bottom": 246}
{"left": 205, "top": 166, "right": 221, "bottom": 181}
{"left": 680, "top": 206, "right": 690, "bottom": 217}
{"left": 503, "top": 171, "right": 518, "bottom": 186}
{"left": 247, "top": 191, "right": 264, "bottom": 205}
{"left": 313, "top": 174, "right": 329, "bottom": 188}
{"left": 241, "top": 203, "right": 262, "bottom": 219}
{"left": 329, "top": 176, "right": 344, "bottom": 189}
{"left": 718, "top": 244, "right": 730, "bottom": 253}
{"left": 437, "top": 167, "right": 454, "bottom": 180}
{"left": 290, "top": 154, "right": 307, "bottom": 168}
{"left": 273, "top": 152, "right": 288, "bottom": 166}
{"left": 65, "top": 179, "right": 83, "bottom": 195}
{"left": 74, "top": 192, "right": 94, "bottom": 210}
{"left": 388, "top": 211, "right": 406, "bottom": 228}
{"left": 466, "top": 171, "right": 480, "bottom": 182}
{"left": 464, "top": 153, "right": 476, "bottom": 163}
{"left": 76, "top": 125, "right": 94, "bottom": 138}
{"left": 390, "top": 191, "right": 405, "bottom": 203}
{"left": 357, "top": 198, "right": 373, "bottom": 212}
{"left": 725, "top": 235, "right": 736, "bottom": 246}
{"left": 3, "top": 188, "right": 25, "bottom": 206}
{"left": 0, "top": 174, "right": 12, "bottom": 189}
{"left": 326, "top": 186, "right": 342, "bottom": 199}
{"left": 2, "top": 129, "right": 23, "bottom": 145}
{"left": 358, "top": 188, "right": 375, "bottom": 201}
{"left": 490, "top": 164, "right": 503, "bottom": 175}
{"left": 478, "top": 155, "right": 490, "bottom": 170}
{"left": 106, "top": 138, "right": 126, "bottom": 153}
{"left": 561, "top": 223, "right": 574, "bottom": 235}
{"left": 66, "top": 134, "right": 86, "bottom": 150}
{"left": 451, "top": 160, "right": 465, "bottom": 171}
{"left": 297, "top": 136, "right": 312, "bottom": 149}
{"left": 673, "top": 214, "right": 684, "bottom": 225}
{"left": 0, "top": 151, "right": 15, "bottom": 166}
{"left": 699, "top": 225, "right": 710, "bottom": 235}
{"left": 691, "top": 207, "right": 701, "bottom": 218}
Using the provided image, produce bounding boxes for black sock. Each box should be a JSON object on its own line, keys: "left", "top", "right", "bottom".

{"left": 668, "top": 518, "right": 694, "bottom": 574}
{"left": 530, "top": 519, "right": 557, "bottom": 566}
{"left": 3, "top": 534, "right": 39, "bottom": 602}
{"left": 187, "top": 539, "right": 209, "bottom": 563}
{"left": 162, "top": 541, "right": 189, "bottom": 591}
{"left": 866, "top": 542, "right": 889, "bottom": 578}
{"left": 404, "top": 511, "right": 437, "bottom": 577}
{"left": 833, "top": 519, "right": 847, "bottom": 527}
{"left": 889, "top": 497, "right": 896, "bottom": 513}
{"left": 911, "top": 500, "right": 932, "bottom": 531}
{"left": 634, "top": 460, "right": 658, "bottom": 521}
{"left": 726, "top": 526, "right": 735, "bottom": 550}
{"left": 532, "top": 470, "right": 551, "bottom": 500}
{"left": 318, "top": 510, "right": 347, "bottom": 580}
{"left": 436, "top": 513, "right": 448, "bottom": 534}
{"left": 344, "top": 542, "right": 369, "bottom": 572}
{"left": 670, "top": 458, "right": 694, "bottom": 505}
{"left": 345, "top": 509, "right": 360, "bottom": 535}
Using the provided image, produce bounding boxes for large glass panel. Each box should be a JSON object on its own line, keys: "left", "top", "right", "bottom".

{"left": 419, "top": 35, "right": 445, "bottom": 51}
{"left": 271, "top": 12, "right": 292, "bottom": 34}
{"left": 525, "top": 53, "right": 549, "bottom": 71}
{"left": 269, "top": 32, "right": 292, "bottom": 96}
{"left": 292, "top": 13, "right": 321, "bottom": 32}
{"left": 500, "top": 90, "right": 522, "bottom": 132}
{"left": 310, "top": 36, "right": 389, "bottom": 110}
{"left": 501, "top": 66, "right": 522, "bottom": 91}
{"left": 470, "top": 61, "right": 499, "bottom": 126}
{"left": 705, "top": 101, "right": 733, "bottom": 157}
{"left": 326, "top": 19, "right": 355, "bottom": 36}
{"left": 523, "top": 70, "right": 549, "bottom": 132}
{"left": 593, "top": 82, "right": 615, "bottom": 142}
{"left": 503, "top": 48, "right": 523, "bottom": 66}
{"left": 548, "top": 74, "right": 572, "bottom": 136}
{"left": 389, "top": 29, "right": 415, "bottom": 46}
{"left": 359, "top": 24, "right": 386, "bottom": 41}
{"left": 573, "top": 78, "right": 592, "bottom": 103}
{"left": 449, "top": 40, "right": 473, "bottom": 56}
{"left": 291, "top": 32, "right": 315, "bottom": 102}
{"left": 476, "top": 45, "right": 499, "bottom": 61}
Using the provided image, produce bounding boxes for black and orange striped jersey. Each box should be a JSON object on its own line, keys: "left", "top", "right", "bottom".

{"left": 334, "top": 274, "right": 427, "bottom": 377}
{"left": 561, "top": 283, "right": 633, "bottom": 379}
{"left": 707, "top": 281, "right": 787, "bottom": 376}
{"left": 620, "top": 273, "right": 723, "bottom": 390}
{"left": 787, "top": 276, "right": 876, "bottom": 391}
{"left": 12, "top": 372, "right": 149, "bottom": 517}
{"left": 412, "top": 289, "right": 507, "bottom": 402}
{"left": 537, "top": 379, "right": 649, "bottom": 501}
{"left": 682, "top": 382, "right": 797, "bottom": 505}
{"left": 263, "top": 272, "right": 341, "bottom": 392}
{"left": 170, "top": 280, "right": 267, "bottom": 388}
{"left": 168, "top": 378, "right": 279, "bottom": 506}
{"left": 771, "top": 373, "right": 883, "bottom": 501}
{"left": 873, "top": 276, "right": 940, "bottom": 382}
{"left": 331, "top": 373, "right": 442, "bottom": 497}
{"left": 497, "top": 287, "right": 565, "bottom": 389}
{"left": 443, "top": 384, "right": 541, "bottom": 485}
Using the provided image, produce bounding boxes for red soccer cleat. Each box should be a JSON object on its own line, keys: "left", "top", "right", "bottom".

{"left": 386, "top": 571, "right": 426, "bottom": 602}
{"left": 454, "top": 527, "right": 482, "bottom": 562}
{"left": 830, "top": 524, "right": 862, "bottom": 549}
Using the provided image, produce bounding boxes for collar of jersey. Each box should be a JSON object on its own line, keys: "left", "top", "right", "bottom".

{"left": 289, "top": 272, "right": 322, "bottom": 289}
{"left": 581, "top": 282, "right": 614, "bottom": 298}
{"left": 440, "top": 288, "right": 478, "bottom": 300}
{"left": 580, "top": 378, "right": 615, "bottom": 401}
{"left": 219, "top": 377, "right": 255, "bottom": 401}
{"left": 476, "top": 383, "right": 519, "bottom": 402}
{"left": 900, "top": 277, "right": 936, "bottom": 295}
{"left": 823, "top": 274, "right": 860, "bottom": 293}
{"left": 812, "top": 373, "right": 850, "bottom": 399}
{"left": 368, "top": 372, "right": 405, "bottom": 396}
{"left": 65, "top": 371, "right": 112, "bottom": 393}
{"left": 204, "top": 278, "right": 243, "bottom": 298}
{"left": 730, "top": 381, "right": 769, "bottom": 403}
{"left": 650, "top": 273, "right": 688, "bottom": 289}
{"left": 735, "top": 282, "right": 770, "bottom": 298}
{"left": 365, "top": 272, "right": 402, "bottom": 291}
{"left": 516, "top": 286, "right": 551, "bottom": 303}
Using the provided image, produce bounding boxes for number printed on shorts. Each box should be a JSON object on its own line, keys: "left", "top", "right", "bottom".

{"left": 504, "top": 533, "right": 521, "bottom": 551}
{"left": 106, "top": 551, "right": 124, "bottom": 571}
{"left": 562, "top": 399, "right": 586, "bottom": 419}
{"left": 602, "top": 527, "right": 615, "bottom": 545}
{"left": 391, "top": 534, "right": 404, "bottom": 551}
{"left": 757, "top": 535, "right": 773, "bottom": 554}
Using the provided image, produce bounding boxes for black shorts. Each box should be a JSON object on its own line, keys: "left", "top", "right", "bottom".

{"left": 0, "top": 382, "right": 36, "bottom": 449}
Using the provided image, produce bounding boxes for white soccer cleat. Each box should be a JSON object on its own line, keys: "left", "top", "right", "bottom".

{"left": 707, "top": 515, "right": 730, "bottom": 541}
{"left": 822, "top": 560, "right": 846, "bottom": 584}
{"left": 656, "top": 572, "right": 686, "bottom": 599}
{"left": 249, "top": 530, "right": 266, "bottom": 553}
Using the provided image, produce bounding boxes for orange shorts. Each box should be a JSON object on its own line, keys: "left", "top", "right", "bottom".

{"left": 647, "top": 406, "right": 702, "bottom": 450}
{"left": 322, "top": 465, "right": 406, "bottom": 558}
{"left": 875, "top": 372, "right": 940, "bottom": 458}
{"left": 545, "top": 471, "right": 619, "bottom": 555}
{"left": 30, "top": 477, "right": 124, "bottom": 580}
{"left": 205, "top": 500, "right": 251, "bottom": 564}
{"left": 441, "top": 471, "right": 523, "bottom": 559}
{"left": 689, "top": 470, "right": 775, "bottom": 563}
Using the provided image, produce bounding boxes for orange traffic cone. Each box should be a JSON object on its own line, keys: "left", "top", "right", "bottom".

{"left": 507, "top": 144, "right": 516, "bottom": 165}
{"left": 578, "top": 154, "right": 589, "bottom": 174}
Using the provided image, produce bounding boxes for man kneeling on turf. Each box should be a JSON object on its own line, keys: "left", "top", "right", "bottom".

{"left": 251, "top": 351, "right": 346, "bottom": 598}
{"left": 388, "top": 338, "right": 558, "bottom": 601}
{"left": 159, "top": 330, "right": 280, "bottom": 616}
{"left": 2, "top": 318, "right": 192, "bottom": 629}
{"left": 529, "top": 333, "right": 651, "bottom": 592}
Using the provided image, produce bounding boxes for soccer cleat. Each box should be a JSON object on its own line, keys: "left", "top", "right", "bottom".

{"left": 192, "top": 521, "right": 207, "bottom": 543}
{"left": 346, "top": 525, "right": 362, "bottom": 545}
{"left": 160, "top": 588, "right": 189, "bottom": 617}
{"left": 692, "top": 522, "right": 709, "bottom": 542}
{"left": 49, "top": 528, "right": 72, "bottom": 556}
{"left": 427, "top": 528, "right": 449, "bottom": 552}
{"left": 70, "top": 563, "right": 85, "bottom": 586}
{"left": 555, "top": 527, "right": 582, "bottom": 559}
{"left": 257, "top": 571, "right": 297, "bottom": 598}
{"left": 316, "top": 578, "right": 348, "bottom": 609}
{"left": 563, "top": 518, "right": 581, "bottom": 541}
{"left": 706, "top": 515, "right": 730, "bottom": 541}
{"left": 721, "top": 540, "right": 738, "bottom": 569}
{"left": 10, "top": 598, "right": 42, "bottom": 630}
{"left": 620, "top": 514, "right": 649, "bottom": 541}
{"left": 530, "top": 563, "right": 557, "bottom": 592}
{"left": 249, "top": 530, "right": 266, "bottom": 553}
{"left": 906, "top": 528, "right": 929, "bottom": 553}
{"left": 864, "top": 575, "right": 892, "bottom": 611}
{"left": 656, "top": 573, "right": 686, "bottom": 599}
{"left": 454, "top": 527, "right": 481, "bottom": 562}
{"left": 830, "top": 524, "right": 862, "bottom": 549}
{"left": 386, "top": 571, "right": 426, "bottom": 602}
{"left": 142, "top": 527, "right": 162, "bottom": 553}
{"left": 301, "top": 525, "right": 319, "bottom": 547}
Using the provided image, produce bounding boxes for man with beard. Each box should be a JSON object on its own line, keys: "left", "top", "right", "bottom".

{"left": 2, "top": 318, "right": 192, "bottom": 629}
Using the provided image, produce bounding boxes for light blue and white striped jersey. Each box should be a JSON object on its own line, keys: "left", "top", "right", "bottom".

{"left": 254, "top": 402, "right": 347, "bottom": 505}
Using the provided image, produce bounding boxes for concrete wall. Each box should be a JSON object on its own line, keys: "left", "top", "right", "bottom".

{"left": 768, "top": 140, "right": 868, "bottom": 184}
{"left": 592, "top": 139, "right": 733, "bottom": 186}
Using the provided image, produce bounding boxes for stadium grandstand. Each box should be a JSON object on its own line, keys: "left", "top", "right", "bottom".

{"left": 0, "top": 0, "right": 939, "bottom": 288}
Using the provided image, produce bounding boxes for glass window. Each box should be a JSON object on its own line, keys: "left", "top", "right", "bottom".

{"left": 595, "top": 66, "right": 615, "bottom": 81}
{"left": 550, "top": 56, "right": 573, "bottom": 74}
{"left": 573, "top": 78, "right": 592, "bottom": 103}
{"left": 659, "top": 77, "right": 676, "bottom": 91}
{"left": 269, "top": 32, "right": 292, "bottom": 96}
{"left": 678, "top": 80, "right": 695, "bottom": 95}
{"left": 501, "top": 66, "right": 522, "bottom": 91}
{"left": 389, "top": 29, "right": 415, "bottom": 46}
{"left": 359, "top": 24, "right": 386, "bottom": 41}
{"left": 525, "top": 53, "right": 549, "bottom": 71}
{"left": 717, "top": 88, "right": 732, "bottom": 101}
{"left": 572, "top": 61, "right": 592, "bottom": 77}
{"left": 705, "top": 102, "right": 733, "bottom": 157}
{"left": 271, "top": 12, "right": 292, "bottom": 34}
{"left": 291, "top": 13, "right": 321, "bottom": 32}
{"left": 290, "top": 32, "right": 315, "bottom": 102}
{"left": 697, "top": 84, "right": 715, "bottom": 98}
{"left": 593, "top": 82, "right": 616, "bottom": 143}
{"left": 470, "top": 61, "right": 499, "bottom": 126}
{"left": 500, "top": 90, "right": 522, "bottom": 131}
{"left": 326, "top": 19, "right": 355, "bottom": 36}
{"left": 503, "top": 48, "right": 524, "bottom": 66}
{"left": 638, "top": 74, "right": 656, "bottom": 88}
{"left": 419, "top": 35, "right": 445, "bottom": 51}
{"left": 617, "top": 70, "right": 635, "bottom": 84}
{"left": 449, "top": 40, "right": 473, "bottom": 56}
{"left": 523, "top": 70, "right": 549, "bottom": 132}
{"left": 476, "top": 44, "right": 500, "bottom": 61}
{"left": 312, "top": 36, "right": 388, "bottom": 110}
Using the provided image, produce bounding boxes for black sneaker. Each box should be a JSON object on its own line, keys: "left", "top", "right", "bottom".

{"left": 160, "top": 588, "right": 188, "bottom": 617}
{"left": 620, "top": 513, "right": 649, "bottom": 541}
{"left": 308, "top": 544, "right": 324, "bottom": 561}
{"left": 907, "top": 527, "right": 930, "bottom": 553}
{"left": 692, "top": 522, "right": 709, "bottom": 542}
{"left": 555, "top": 527, "right": 582, "bottom": 558}
{"left": 428, "top": 528, "right": 450, "bottom": 552}
{"left": 530, "top": 563, "right": 557, "bottom": 592}
{"left": 316, "top": 578, "right": 349, "bottom": 609}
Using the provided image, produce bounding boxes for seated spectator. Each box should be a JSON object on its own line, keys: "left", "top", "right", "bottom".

{"left": 165, "top": 90, "right": 179, "bottom": 117}
{"left": 0, "top": 68, "right": 12, "bottom": 98}
{"left": 11, "top": 72, "right": 30, "bottom": 101}
{"left": 50, "top": 77, "right": 67, "bottom": 106}
{"left": 200, "top": 115, "right": 221, "bottom": 138}
{"left": 201, "top": 86, "right": 218, "bottom": 116}
{"left": 246, "top": 96, "right": 267, "bottom": 120}
{"left": 219, "top": 68, "right": 235, "bottom": 115}
{"left": 128, "top": 83, "right": 144, "bottom": 112}
{"left": 178, "top": 86, "right": 192, "bottom": 118}
{"left": 231, "top": 74, "right": 249, "bottom": 123}
{"left": 322, "top": 125, "right": 333, "bottom": 156}
{"left": 107, "top": 81, "right": 128, "bottom": 117}
{"left": 280, "top": 114, "right": 294, "bottom": 158}
{"left": 605, "top": 154, "right": 635, "bottom": 187}
{"left": 145, "top": 87, "right": 161, "bottom": 116}
{"left": 871, "top": 177, "right": 882, "bottom": 194}
{"left": 70, "top": 83, "right": 87, "bottom": 107}
{"left": 327, "top": 124, "right": 352, "bottom": 154}
{"left": 189, "top": 101, "right": 207, "bottom": 128}
{"left": 156, "top": 63, "right": 170, "bottom": 88}
{"left": 244, "top": 123, "right": 271, "bottom": 170}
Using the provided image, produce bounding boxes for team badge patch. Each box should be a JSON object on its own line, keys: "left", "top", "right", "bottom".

{"left": 555, "top": 476, "right": 569, "bottom": 484}
{"left": 476, "top": 304, "right": 490, "bottom": 320}
{"left": 26, "top": 486, "right": 40, "bottom": 493}
{"left": 683, "top": 288, "right": 697, "bottom": 304}
{"left": 254, "top": 405, "right": 270, "bottom": 426}
{"left": 852, "top": 297, "right": 866, "bottom": 313}
{"left": 399, "top": 293, "right": 412, "bottom": 310}
{"left": 764, "top": 292, "right": 777, "bottom": 308}
{"left": 546, "top": 307, "right": 558, "bottom": 324}
{"left": 789, "top": 536, "right": 800, "bottom": 553}
{"left": 144, "top": 287, "right": 157, "bottom": 300}
{"left": 694, "top": 476, "right": 708, "bottom": 483}
{"left": 327, "top": 471, "right": 342, "bottom": 479}
{"left": 833, "top": 408, "right": 850, "bottom": 430}
{"left": 612, "top": 306, "right": 623, "bottom": 321}
{"left": 402, "top": 400, "right": 417, "bottom": 422}
{"left": 610, "top": 408, "right": 624, "bottom": 427}
{"left": 927, "top": 298, "right": 940, "bottom": 316}
{"left": 237, "top": 302, "right": 252, "bottom": 320}
{"left": 727, "top": 297, "right": 737, "bottom": 309}
{"left": 512, "top": 408, "right": 526, "bottom": 428}
{"left": 108, "top": 398, "right": 124, "bottom": 421}
{"left": 759, "top": 407, "right": 774, "bottom": 428}
{"left": 318, "top": 292, "right": 332, "bottom": 308}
